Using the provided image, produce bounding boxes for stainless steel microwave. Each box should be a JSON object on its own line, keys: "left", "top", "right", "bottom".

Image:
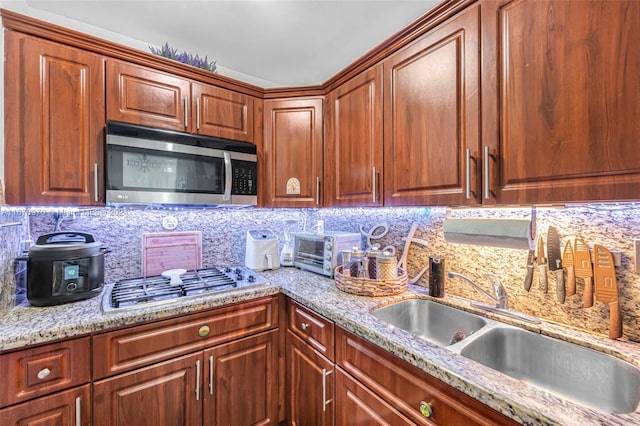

{"left": 106, "top": 122, "right": 257, "bottom": 206}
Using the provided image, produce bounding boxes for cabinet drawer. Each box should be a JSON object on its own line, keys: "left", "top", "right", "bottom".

{"left": 335, "top": 327, "right": 518, "bottom": 426}
{"left": 93, "top": 296, "right": 278, "bottom": 379}
{"left": 0, "top": 337, "right": 91, "bottom": 408}
{"left": 0, "top": 384, "right": 90, "bottom": 426}
{"left": 287, "top": 299, "right": 334, "bottom": 360}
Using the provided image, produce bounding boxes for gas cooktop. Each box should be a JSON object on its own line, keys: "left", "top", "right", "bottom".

{"left": 101, "top": 267, "right": 269, "bottom": 313}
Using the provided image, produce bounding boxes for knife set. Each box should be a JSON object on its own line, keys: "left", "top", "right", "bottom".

{"left": 525, "top": 226, "right": 622, "bottom": 339}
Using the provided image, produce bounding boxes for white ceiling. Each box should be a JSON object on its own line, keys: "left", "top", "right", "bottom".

{"left": 6, "top": 0, "right": 440, "bottom": 87}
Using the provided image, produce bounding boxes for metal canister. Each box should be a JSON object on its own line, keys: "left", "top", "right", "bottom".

{"left": 350, "top": 249, "right": 366, "bottom": 277}
{"left": 365, "top": 249, "right": 382, "bottom": 279}
{"left": 340, "top": 250, "right": 352, "bottom": 276}
{"left": 376, "top": 254, "right": 398, "bottom": 280}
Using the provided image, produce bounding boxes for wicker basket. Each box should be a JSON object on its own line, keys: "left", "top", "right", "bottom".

{"left": 334, "top": 266, "right": 408, "bottom": 297}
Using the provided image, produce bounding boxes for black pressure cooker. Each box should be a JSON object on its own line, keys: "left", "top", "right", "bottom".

{"left": 21, "top": 232, "right": 107, "bottom": 306}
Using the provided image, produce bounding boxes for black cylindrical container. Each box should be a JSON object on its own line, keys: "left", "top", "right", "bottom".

{"left": 24, "top": 231, "right": 106, "bottom": 306}
{"left": 429, "top": 256, "right": 445, "bottom": 298}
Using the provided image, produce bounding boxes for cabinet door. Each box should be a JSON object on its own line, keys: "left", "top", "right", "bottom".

{"left": 335, "top": 368, "right": 416, "bottom": 426}
{"left": 325, "top": 64, "right": 383, "bottom": 207}
{"left": 4, "top": 32, "right": 105, "bottom": 206}
{"left": 204, "top": 330, "right": 278, "bottom": 425}
{"left": 0, "top": 384, "right": 91, "bottom": 426}
{"left": 383, "top": 5, "right": 480, "bottom": 206}
{"left": 263, "top": 97, "right": 324, "bottom": 207}
{"left": 482, "top": 0, "right": 640, "bottom": 203}
{"left": 106, "top": 59, "right": 190, "bottom": 132}
{"left": 192, "top": 83, "right": 255, "bottom": 142}
{"left": 286, "top": 331, "right": 334, "bottom": 426}
{"left": 93, "top": 353, "right": 202, "bottom": 426}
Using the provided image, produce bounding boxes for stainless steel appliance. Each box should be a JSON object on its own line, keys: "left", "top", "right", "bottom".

{"left": 102, "top": 267, "right": 269, "bottom": 312}
{"left": 22, "top": 232, "right": 106, "bottom": 306}
{"left": 292, "top": 231, "right": 361, "bottom": 277}
{"left": 106, "top": 121, "right": 257, "bottom": 206}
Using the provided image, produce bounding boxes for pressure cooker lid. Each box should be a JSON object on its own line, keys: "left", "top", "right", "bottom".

{"left": 29, "top": 231, "right": 104, "bottom": 258}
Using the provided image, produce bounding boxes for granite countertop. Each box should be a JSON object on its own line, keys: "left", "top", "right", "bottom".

{"left": 2, "top": 268, "right": 640, "bottom": 425}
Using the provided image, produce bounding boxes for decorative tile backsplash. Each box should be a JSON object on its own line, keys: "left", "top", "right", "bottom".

{"left": 1, "top": 204, "right": 639, "bottom": 342}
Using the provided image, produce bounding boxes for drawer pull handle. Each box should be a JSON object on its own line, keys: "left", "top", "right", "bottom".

{"left": 75, "top": 396, "right": 81, "bottom": 426}
{"left": 301, "top": 323, "right": 310, "bottom": 331}
{"left": 419, "top": 400, "right": 433, "bottom": 418}
{"left": 37, "top": 368, "right": 51, "bottom": 380}
{"left": 198, "top": 325, "right": 210, "bottom": 337}
{"left": 322, "top": 368, "right": 333, "bottom": 412}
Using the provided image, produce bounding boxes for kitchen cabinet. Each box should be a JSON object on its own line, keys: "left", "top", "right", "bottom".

{"left": 263, "top": 97, "right": 324, "bottom": 207}
{"left": 325, "top": 64, "right": 383, "bottom": 207}
{"left": 383, "top": 4, "right": 481, "bottom": 206}
{"left": 286, "top": 299, "right": 335, "bottom": 425}
{"left": 4, "top": 31, "right": 105, "bottom": 206}
{"left": 481, "top": 0, "right": 640, "bottom": 204}
{"left": 93, "top": 296, "right": 279, "bottom": 425}
{"left": 335, "top": 327, "right": 519, "bottom": 425}
{"left": 0, "top": 337, "right": 91, "bottom": 425}
{"left": 107, "top": 59, "right": 255, "bottom": 142}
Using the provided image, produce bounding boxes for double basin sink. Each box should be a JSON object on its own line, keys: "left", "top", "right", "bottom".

{"left": 371, "top": 298, "right": 640, "bottom": 414}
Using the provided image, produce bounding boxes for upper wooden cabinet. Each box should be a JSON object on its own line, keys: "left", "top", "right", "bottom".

{"left": 263, "top": 97, "right": 324, "bottom": 207}
{"left": 481, "top": 0, "right": 640, "bottom": 204}
{"left": 192, "top": 83, "right": 254, "bottom": 142}
{"left": 107, "top": 59, "right": 255, "bottom": 142}
{"left": 383, "top": 4, "right": 481, "bottom": 206}
{"left": 4, "top": 31, "right": 105, "bottom": 206}
{"left": 325, "top": 64, "right": 383, "bottom": 207}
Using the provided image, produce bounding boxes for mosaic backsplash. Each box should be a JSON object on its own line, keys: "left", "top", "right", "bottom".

{"left": 1, "top": 204, "right": 637, "bottom": 342}
{"left": 0, "top": 209, "right": 28, "bottom": 314}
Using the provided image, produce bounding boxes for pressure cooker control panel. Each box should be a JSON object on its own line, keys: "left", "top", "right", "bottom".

{"left": 52, "top": 259, "right": 90, "bottom": 295}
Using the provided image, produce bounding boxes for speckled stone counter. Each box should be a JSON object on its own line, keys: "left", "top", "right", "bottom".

{"left": 2, "top": 268, "right": 640, "bottom": 426}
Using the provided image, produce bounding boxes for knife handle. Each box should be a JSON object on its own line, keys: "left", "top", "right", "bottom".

{"left": 566, "top": 266, "right": 576, "bottom": 296}
{"left": 583, "top": 276, "right": 594, "bottom": 308}
{"left": 538, "top": 265, "right": 548, "bottom": 293}
{"left": 524, "top": 265, "right": 534, "bottom": 292}
{"left": 609, "top": 300, "right": 623, "bottom": 339}
{"left": 554, "top": 269, "right": 565, "bottom": 304}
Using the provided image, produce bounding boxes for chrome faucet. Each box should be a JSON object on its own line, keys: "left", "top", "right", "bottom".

{"left": 447, "top": 271, "right": 508, "bottom": 309}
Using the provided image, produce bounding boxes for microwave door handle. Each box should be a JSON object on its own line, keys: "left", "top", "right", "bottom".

{"left": 223, "top": 152, "right": 232, "bottom": 201}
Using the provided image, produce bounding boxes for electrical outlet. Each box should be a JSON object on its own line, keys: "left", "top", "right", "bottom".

{"left": 634, "top": 239, "right": 640, "bottom": 274}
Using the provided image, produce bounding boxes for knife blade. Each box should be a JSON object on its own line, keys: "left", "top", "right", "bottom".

{"left": 524, "top": 245, "right": 535, "bottom": 292}
{"left": 547, "top": 226, "right": 565, "bottom": 303}
{"left": 562, "top": 239, "right": 576, "bottom": 297}
{"left": 537, "top": 236, "right": 548, "bottom": 292}
{"left": 574, "top": 238, "right": 594, "bottom": 308}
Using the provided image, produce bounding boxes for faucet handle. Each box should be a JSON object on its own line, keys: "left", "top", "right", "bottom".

{"left": 485, "top": 272, "right": 508, "bottom": 309}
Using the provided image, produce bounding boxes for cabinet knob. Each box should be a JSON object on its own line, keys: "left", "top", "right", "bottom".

{"left": 198, "top": 325, "right": 211, "bottom": 337}
{"left": 37, "top": 368, "right": 51, "bottom": 380}
{"left": 419, "top": 400, "right": 433, "bottom": 418}
{"left": 301, "top": 323, "right": 310, "bottom": 331}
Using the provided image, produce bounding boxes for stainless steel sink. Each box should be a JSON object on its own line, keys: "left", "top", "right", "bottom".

{"left": 371, "top": 299, "right": 487, "bottom": 347}
{"left": 459, "top": 326, "right": 640, "bottom": 414}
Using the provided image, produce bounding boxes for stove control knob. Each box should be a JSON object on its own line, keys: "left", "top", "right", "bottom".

{"left": 234, "top": 268, "right": 242, "bottom": 274}
{"left": 236, "top": 273, "right": 244, "bottom": 280}
{"left": 247, "top": 275, "right": 256, "bottom": 282}
{"left": 224, "top": 267, "right": 232, "bottom": 273}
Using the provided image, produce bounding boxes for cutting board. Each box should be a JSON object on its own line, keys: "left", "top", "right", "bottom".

{"left": 142, "top": 231, "right": 203, "bottom": 276}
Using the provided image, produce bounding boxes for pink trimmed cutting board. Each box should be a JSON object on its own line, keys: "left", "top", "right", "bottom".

{"left": 142, "top": 231, "right": 202, "bottom": 276}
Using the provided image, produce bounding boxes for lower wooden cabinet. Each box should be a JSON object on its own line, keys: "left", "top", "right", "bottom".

{"left": 204, "top": 330, "right": 279, "bottom": 426}
{"left": 286, "top": 330, "right": 335, "bottom": 426}
{"left": 93, "top": 353, "right": 202, "bottom": 426}
{"left": 94, "top": 330, "right": 278, "bottom": 426}
{"left": 336, "top": 368, "right": 415, "bottom": 425}
{"left": 0, "top": 384, "right": 91, "bottom": 426}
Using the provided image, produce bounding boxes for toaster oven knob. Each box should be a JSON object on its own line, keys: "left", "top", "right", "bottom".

{"left": 326, "top": 243, "right": 333, "bottom": 250}
{"left": 325, "top": 265, "right": 331, "bottom": 271}
{"left": 325, "top": 254, "right": 332, "bottom": 260}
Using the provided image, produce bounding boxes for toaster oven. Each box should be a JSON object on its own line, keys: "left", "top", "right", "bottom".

{"left": 292, "top": 231, "right": 361, "bottom": 277}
